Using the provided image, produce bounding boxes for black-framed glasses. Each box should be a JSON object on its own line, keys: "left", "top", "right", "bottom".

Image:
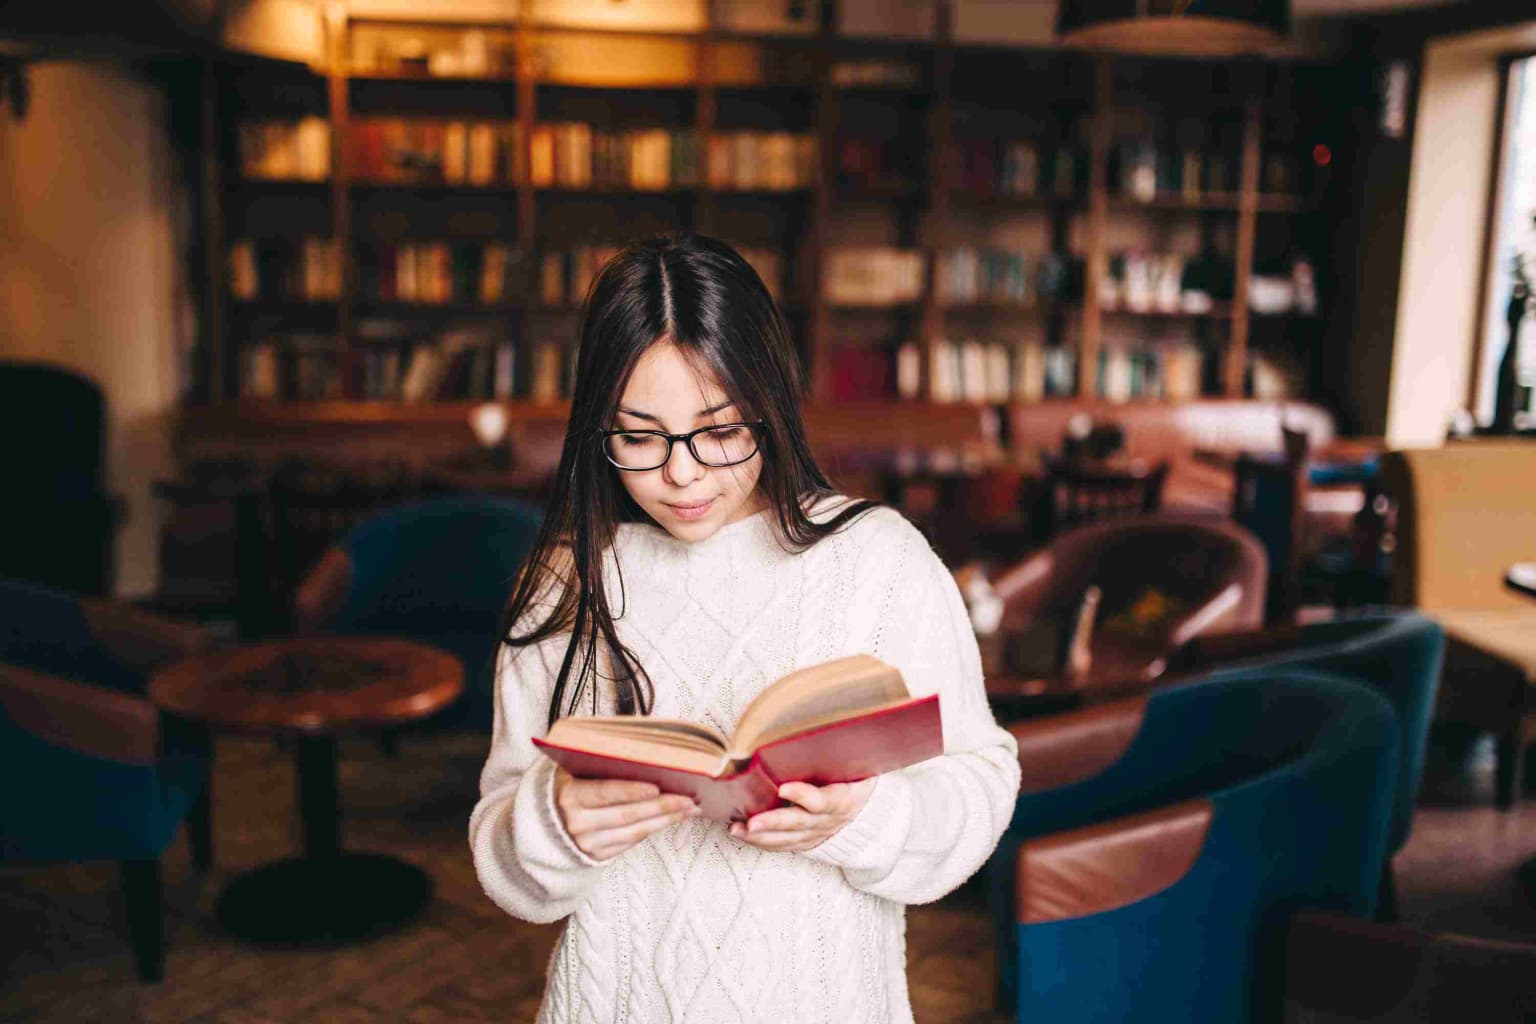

{"left": 600, "top": 421, "right": 766, "bottom": 471}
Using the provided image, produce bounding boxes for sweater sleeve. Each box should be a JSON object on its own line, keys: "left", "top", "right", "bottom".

{"left": 803, "top": 514, "right": 1020, "bottom": 904}
{"left": 468, "top": 632, "right": 611, "bottom": 924}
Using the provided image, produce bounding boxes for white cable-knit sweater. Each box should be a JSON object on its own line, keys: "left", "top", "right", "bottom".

{"left": 469, "top": 498, "right": 1021, "bottom": 1024}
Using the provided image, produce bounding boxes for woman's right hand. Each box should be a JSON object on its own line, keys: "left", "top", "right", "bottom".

{"left": 553, "top": 767, "right": 700, "bottom": 861}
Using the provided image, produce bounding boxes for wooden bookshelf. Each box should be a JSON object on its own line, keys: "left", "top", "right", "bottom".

{"left": 193, "top": 0, "right": 1339, "bottom": 414}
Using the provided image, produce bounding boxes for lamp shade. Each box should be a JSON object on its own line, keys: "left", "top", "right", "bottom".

{"left": 1057, "top": 0, "right": 1289, "bottom": 57}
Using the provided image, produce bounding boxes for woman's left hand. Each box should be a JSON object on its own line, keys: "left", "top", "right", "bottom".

{"left": 729, "top": 778, "right": 876, "bottom": 852}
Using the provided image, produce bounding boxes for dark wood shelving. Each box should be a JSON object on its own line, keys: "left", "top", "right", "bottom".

{"left": 198, "top": 3, "right": 1337, "bottom": 410}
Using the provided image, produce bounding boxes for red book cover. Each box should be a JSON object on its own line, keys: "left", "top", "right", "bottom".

{"left": 533, "top": 694, "right": 942, "bottom": 823}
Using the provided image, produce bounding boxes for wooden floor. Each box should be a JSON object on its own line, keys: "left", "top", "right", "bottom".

{"left": 3, "top": 727, "right": 1535, "bottom": 1023}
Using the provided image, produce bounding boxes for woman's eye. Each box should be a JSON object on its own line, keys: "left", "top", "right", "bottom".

{"left": 617, "top": 434, "right": 653, "bottom": 447}
{"left": 707, "top": 427, "right": 743, "bottom": 439}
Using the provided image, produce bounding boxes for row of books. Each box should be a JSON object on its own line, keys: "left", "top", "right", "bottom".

{"left": 1101, "top": 251, "right": 1235, "bottom": 314}
{"left": 937, "top": 247, "right": 1087, "bottom": 306}
{"left": 241, "top": 335, "right": 339, "bottom": 401}
{"left": 828, "top": 340, "right": 1077, "bottom": 403}
{"left": 539, "top": 245, "right": 782, "bottom": 306}
{"left": 825, "top": 248, "right": 925, "bottom": 306}
{"left": 241, "top": 329, "right": 575, "bottom": 402}
{"left": 229, "top": 239, "right": 342, "bottom": 303}
{"left": 239, "top": 119, "right": 331, "bottom": 182}
{"left": 530, "top": 124, "right": 815, "bottom": 191}
{"left": 355, "top": 241, "right": 521, "bottom": 306}
{"left": 826, "top": 338, "right": 1208, "bottom": 404}
{"left": 348, "top": 118, "right": 514, "bottom": 186}
{"left": 341, "top": 119, "right": 817, "bottom": 191}
{"left": 950, "top": 140, "right": 1084, "bottom": 199}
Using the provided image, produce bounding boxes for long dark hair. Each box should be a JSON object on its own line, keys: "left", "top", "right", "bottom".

{"left": 500, "top": 234, "right": 877, "bottom": 726}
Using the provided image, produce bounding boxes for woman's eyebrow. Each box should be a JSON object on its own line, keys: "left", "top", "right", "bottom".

{"left": 617, "top": 400, "right": 735, "bottom": 423}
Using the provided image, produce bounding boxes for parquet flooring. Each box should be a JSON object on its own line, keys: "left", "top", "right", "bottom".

{"left": 0, "top": 734, "right": 1006, "bottom": 1023}
{"left": 5, "top": 728, "right": 1535, "bottom": 1022}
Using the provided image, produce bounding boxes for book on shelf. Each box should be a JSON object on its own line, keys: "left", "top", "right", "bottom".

{"left": 238, "top": 118, "right": 330, "bottom": 181}
{"left": 228, "top": 238, "right": 341, "bottom": 302}
{"left": 349, "top": 118, "right": 520, "bottom": 185}
{"left": 528, "top": 338, "right": 566, "bottom": 402}
{"left": 828, "top": 345, "right": 894, "bottom": 401}
{"left": 354, "top": 240, "right": 518, "bottom": 306}
{"left": 533, "top": 654, "right": 943, "bottom": 822}
{"left": 825, "top": 247, "right": 924, "bottom": 306}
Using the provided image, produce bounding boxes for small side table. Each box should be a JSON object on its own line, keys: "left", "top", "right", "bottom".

{"left": 149, "top": 637, "right": 462, "bottom": 947}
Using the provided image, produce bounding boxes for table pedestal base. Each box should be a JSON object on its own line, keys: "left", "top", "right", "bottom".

{"left": 216, "top": 852, "right": 432, "bottom": 947}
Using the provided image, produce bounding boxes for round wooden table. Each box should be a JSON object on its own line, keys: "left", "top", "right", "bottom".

{"left": 149, "top": 637, "right": 462, "bottom": 947}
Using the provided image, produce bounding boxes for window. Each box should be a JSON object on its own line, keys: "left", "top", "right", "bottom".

{"left": 1475, "top": 55, "right": 1536, "bottom": 424}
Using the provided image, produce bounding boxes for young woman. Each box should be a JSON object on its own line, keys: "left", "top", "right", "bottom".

{"left": 469, "top": 234, "right": 1019, "bottom": 1023}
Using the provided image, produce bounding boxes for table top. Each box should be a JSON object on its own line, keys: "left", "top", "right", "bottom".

{"left": 148, "top": 637, "right": 463, "bottom": 736}
{"left": 1509, "top": 564, "right": 1536, "bottom": 599}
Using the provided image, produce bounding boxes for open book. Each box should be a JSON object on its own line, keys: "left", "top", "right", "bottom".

{"left": 532, "top": 654, "right": 943, "bottom": 822}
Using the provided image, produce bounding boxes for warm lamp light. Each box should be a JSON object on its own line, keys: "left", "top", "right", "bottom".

{"left": 469, "top": 402, "right": 510, "bottom": 449}
{"left": 1056, "top": 0, "right": 1289, "bottom": 57}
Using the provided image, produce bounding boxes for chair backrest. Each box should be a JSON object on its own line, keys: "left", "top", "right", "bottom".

{"left": 0, "top": 579, "right": 208, "bottom": 694}
{"left": 1040, "top": 458, "right": 1168, "bottom": 538}
{"left": 1006, "top": 670, "right": 1398, "bottom": 1024}
{"left": 1181, "top": 613, "right": 1444, "bottom": 854}
{"left": 993, "top": 516, "right": 1268, "bottom": 645}
{"left": 0, "top": 361, "right": 104, "bottom": 499}
{"left": 1380, "top": 444, "right": 1536, "bottom": 611}
{"left": 317, "top": 495, "right": 544, "bottom": 729}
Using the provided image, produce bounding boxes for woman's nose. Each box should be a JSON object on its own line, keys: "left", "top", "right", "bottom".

{"left": 662, "top": 437, "right": 706, "bottom": 487}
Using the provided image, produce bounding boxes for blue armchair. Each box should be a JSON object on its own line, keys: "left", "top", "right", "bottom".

{"left": 291, "top": 494, "right": 544, "bottom": 732}
{"left": 992, "top": 670, "right": 1398, "bottom": 1021}
{"left": 1173, "top": 611, "right": 1445, "bottom": 917}
{"left": 0, "top": 579, "right": 213, "bottom": 982}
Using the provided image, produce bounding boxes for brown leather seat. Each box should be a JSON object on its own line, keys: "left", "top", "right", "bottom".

{"left": 989, "top": 516, "right": 1268, "bottom": 689}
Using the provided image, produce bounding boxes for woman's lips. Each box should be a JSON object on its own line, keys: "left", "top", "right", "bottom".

{"left": 666, "top": 497, "right": 716, "bottom": 521}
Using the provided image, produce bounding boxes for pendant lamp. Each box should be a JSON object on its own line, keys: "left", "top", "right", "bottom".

{"left": 1057, "top": 0, "right": 1289, "bottom": 57}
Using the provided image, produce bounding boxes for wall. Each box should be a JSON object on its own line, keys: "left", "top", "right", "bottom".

{"left": 1389, "top": 21, "right": 1536, "bottom": 445}
{"left": 0, "top": 62, "right": 187, "bottom": 599}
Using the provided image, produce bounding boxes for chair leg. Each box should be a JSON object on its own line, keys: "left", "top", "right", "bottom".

{"left": 1496, "top": 727, "right": 1525, "bottom": 810}
{"left": 1376, "top": 861, "right": 1399, "bottom": 923}
{"left": 119, "top": 859, "right": 163, "bottom": 983}
{"left": 188, "top": 784, "right": 214, "bottom": 872}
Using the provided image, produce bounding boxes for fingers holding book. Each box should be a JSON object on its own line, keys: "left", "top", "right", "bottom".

{"left": 554, "top": 767, "right": 701, "bottom": 861}
{"left": 728, "top": 779, "right": 876, "bottom": 852}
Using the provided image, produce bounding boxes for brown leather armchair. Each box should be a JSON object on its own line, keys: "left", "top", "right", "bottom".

{"left": 988, "top": 516, "right": 1268, "bottom": 688}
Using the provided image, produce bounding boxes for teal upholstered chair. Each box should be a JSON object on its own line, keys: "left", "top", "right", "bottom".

{"left": 1172, "top": 611, "right": 1444, "bottom": 917}
{"left": 292, "top": 494, "right": 544, "bottom": 732}
{"left": 992, "top": 670, "right": 1398, "bottom": 1020}
{"left": 0, "top": 579, "right": 213, "bottom": 982}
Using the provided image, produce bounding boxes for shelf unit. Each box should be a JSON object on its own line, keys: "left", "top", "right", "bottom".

{"left": 191, "top": 0, "right": 1339, "bottom": 414}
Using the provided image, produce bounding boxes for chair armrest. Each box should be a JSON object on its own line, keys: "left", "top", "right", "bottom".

{"left": 292, "top": 547, "right": 353, "bottom": 635}
{"left": 1008, "top": 694, "right": 1149, "bottom": 792}
{"left": 0, "top": 662, "right": 160, "bottom": 765}
{"left": 1015, "top": 798, "right": 1211, "bottom": 924}
{"left": 79, "top": 597, "right": 212, "bottom": 673}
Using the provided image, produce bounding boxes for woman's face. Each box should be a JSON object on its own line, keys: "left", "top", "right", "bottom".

{"left": 609, "top": 341, "right": 765, "bottom": 543}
